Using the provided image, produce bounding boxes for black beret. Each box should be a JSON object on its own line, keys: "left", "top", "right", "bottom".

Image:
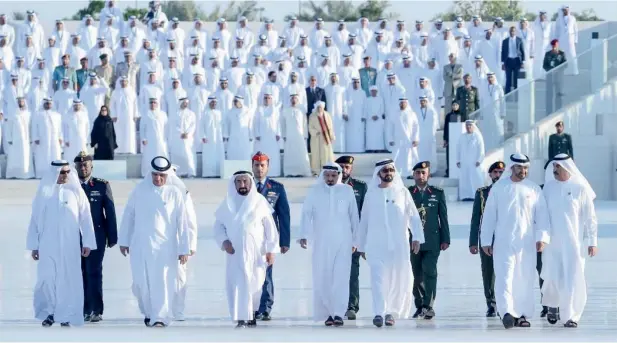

{"left": 488, "top": 161, "right": 505, "bottom": 172}
{"left": 413, "top": 161, "right": 430, "bottom": 170}
{"left": 335, "top": 155, "right": 354, "bottom": 164}
{"left": 74, "top": 151, "right": 93, "bottom": 163}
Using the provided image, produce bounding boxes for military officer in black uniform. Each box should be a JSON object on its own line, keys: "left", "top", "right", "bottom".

{"left": 548, "top": 121, "right": 573, "bottom": 159}
{"left": 335, "top": 155, "right": 367, "bottom": 320}
{"left": 408, "top": 161, "right": 450, "bottom": 320}
{"left": 455, "top": 74, "right": 480, "bottom": 120}
{"left": 469, "top": 161, "right": 505, "bottom": 317}
{"left": 74, "top": 152, "right": 118, "bottom": 323}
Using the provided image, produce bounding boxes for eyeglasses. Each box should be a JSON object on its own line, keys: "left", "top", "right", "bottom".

{"left": 59, "top": 170, "right": 71, "bottom": 175}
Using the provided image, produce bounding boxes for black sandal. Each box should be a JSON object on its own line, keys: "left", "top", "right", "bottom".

{"left": 564, "top": 320, "right": 578, "bottom": 328}
{"left": 547, "top": 307, "right": 560, "bottom": 324}
{"left": 516, "top": 316, "right": 531, "bottom": 327}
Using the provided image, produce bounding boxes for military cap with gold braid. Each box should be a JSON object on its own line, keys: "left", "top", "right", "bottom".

{"left": 488, "top": 161, "right": 505, "bottom": 173}
{"left": 335, "top": 155, "right": 354, "bottom": 164}
{"left": 413, "top": 161, "right": 430, "bottom": 170}
{"left": 74, "top": 151, "right": 93, "bottom": 163}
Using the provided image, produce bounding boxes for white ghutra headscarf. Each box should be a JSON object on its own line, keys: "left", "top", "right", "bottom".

{"left": 544, "top": 153, "right": 595, "bottom": 200}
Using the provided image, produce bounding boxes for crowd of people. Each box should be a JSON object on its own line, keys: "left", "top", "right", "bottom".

{"left": 0, "top": 1, "right": 579, "bottom": 179}
{"left": 26, "top": 150, "right": 598, "bottom": 330}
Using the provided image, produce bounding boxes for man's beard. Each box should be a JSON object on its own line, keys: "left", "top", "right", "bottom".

{"left": 516, "top": 172, "right": 526, "bottom": 180}
{"left": 341, "top": 172, "right": 350, "bottom": 182}
{"left": 379, "top": 174, "right": 393, "bottom": 182}
{"left": 491, "top": 176, "right": 500, "bottom": 183}
{"left": 238, "top": 187, "right": 249, "bottom": 195}
{"left": 325, "top": 180, "right": 336, "bottom": 186}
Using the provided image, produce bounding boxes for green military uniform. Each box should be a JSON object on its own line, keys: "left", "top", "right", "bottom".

{"left": 408, "top": 173, "right": 450, "bottom": 315}
{"left": 455, "top": 85, "right": 480, "bottom": 121}
{"left": 344, "top": 176, "right": 367, "bottom": 313}
{"left": 548, "top": 133, "right": 573, "bottom": 160}
{"left": 469, "top": 184, "right": 496, "bottom": 311}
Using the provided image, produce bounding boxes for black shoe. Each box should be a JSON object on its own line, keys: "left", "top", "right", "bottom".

{"left": 333, "top": 316, "right": 344, "bottom": 327}
{"left": 486, "top": 307, "right": 497, "bottom": 317}
{"left": 84, "top": 313, "right": 92, "bottom": 322}
{"left": 502, "top": 313, "right": 515, "bottom": 329}
{"left": 60, "top": 322, "right": 70, "bottom": 327}
{"left": 254, "top": 312, "right": 264, "bottom": 320}
{"left": 384, "top": 314, "right": 395, "bottom": 326}
{"left": 421, "top": 307, "right": 435, "bottom": 320}
{"left": 247, "top": 319, "right": 257, "bottom": 327}
{"left": 152, "top": 321, "right": 166, "bottom": 327}
{"left": 261, "top": 312, "right": 271, "bottom": 321}
{"left": 345, "top": 309, "right": 356, "bottom": 320}
{"left": 547, "top": 307, "right": 559, "bottom": 324}
{"left": 42, "top": 315, "right": 54, "bottom": 327}
{"left": 373, "top": 315, "right": 383, "bottom": 327}
{"left": 90, "top": 314, "right": 102, "bottom": 323}
{"left": 540, "top": 306, "right": 548, "bottom": 317}
{"left": 564, "top": 320, "right": 578, "bottom": 328}
{"left": 325, "top": 316, "right": 334, "bottom": 326}
{"left": 412, "top": 308, "right": 423, "bottom": 318}
{"left": 236, "top": 320, "right": 247, "bottom": 328}
{"left": 144, "top": 317, "right": 151, "bottom": 327}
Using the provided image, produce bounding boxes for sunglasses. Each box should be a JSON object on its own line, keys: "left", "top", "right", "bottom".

{"left": 59, "top": 170, "right": 71, "bottom": 175}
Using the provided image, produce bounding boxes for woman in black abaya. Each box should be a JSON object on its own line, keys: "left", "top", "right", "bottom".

{"left": 90, "top": 105, "right": 118, "bottom": 160}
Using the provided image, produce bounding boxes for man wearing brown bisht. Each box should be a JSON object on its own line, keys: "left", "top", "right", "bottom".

{"left": 308, "top": 101, "right": 335, "bottom": 176}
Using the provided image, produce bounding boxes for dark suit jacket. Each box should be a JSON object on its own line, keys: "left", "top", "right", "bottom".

{"left": 305, "top": 87, "right": 327, "bottom": 115}
{"left": 257, "top": 178, "right": 291, "bottom": 248}
{"left": 501, "top": 36, "right": 525, "bottom": 65}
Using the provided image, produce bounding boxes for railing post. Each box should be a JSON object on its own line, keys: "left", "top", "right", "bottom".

{"left": 591, "top": 31, "right": 608, "bottom": 90}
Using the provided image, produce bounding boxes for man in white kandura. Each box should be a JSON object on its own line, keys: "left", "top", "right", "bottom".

{"left": 481, "top": 153, "right": 550, "bottom": 329}
{"left": 416, "top": 96, "right": 439, "bottom": 172}
{"left": 355, "top": 159, "right": 424, "bottom": 327}
{"left": 31, "top": 98, "right": 62, "bottom": 179}
{"left": 552, "top": 5, "right": 579, "bottom": 75}
{"left": 387, "top": 97, "right": 419, "bottom": 179}
{"left": 199, "top": 95, "right": 225, "bottom": 177}
{"left": 167, "top": 165, "right": 198, "bottom": 322}
{"left": 457, "top": 120, "right": 485, "bottom": 201}
{"left": 119, "top": 156, "right": 190, "bottom": 328}
{"left": 27, "top": 160, "right": 96, "bottom": 327}
{"left": 214, "top": 170, "right": 278, "bottom": 328}
{"left": 541, "top": 153, "right": 598, "bottom": 328}
{"left": 281, "top": 94, "right": 311, "bottom": 177}
{"left": 168, "top": 97, "right": 197, "bottom": 178}
{"left": 5, "top": 97, "right": 34, "bottom": 179}
{"left": 299, "top": 162, "right": 359, "bottom": 327}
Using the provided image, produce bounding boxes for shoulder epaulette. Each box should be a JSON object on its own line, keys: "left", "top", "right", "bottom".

{"left": 352, "top": 178, "right": 366, "bottom": 185}
{"left": 476, "top": 185, "right": 489, "bottom": 192}
{"left": 93, "top": 177, "right": 108, "bottom": 184}
{"left": 269, "top": 178, "right": 282, "bottom": 186}
{"left": 430, "top": 185, "right": 444, "bottom": 192}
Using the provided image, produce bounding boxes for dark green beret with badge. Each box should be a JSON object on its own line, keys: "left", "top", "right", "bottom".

{"left": 74, "top": 151, "right": 93, "bottom": 163}
{"left": 413, "top": 161, "right": 430, "bottom": 171}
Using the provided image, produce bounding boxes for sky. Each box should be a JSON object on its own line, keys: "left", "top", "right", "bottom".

{"left": 2, "top": 0, "right": 616, "bottom": 22}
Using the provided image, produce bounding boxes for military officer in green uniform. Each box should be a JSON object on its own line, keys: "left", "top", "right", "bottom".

{"left": 359, "top": 56, "right": 377, "bottom": 96}
{"left": 469, "top": 161, "right": 505, "bottom": 317}
{"left": 335, "top": 155, "right": 367, "bottom": 320}
{"left": 408, "top": 161, "right": 450, "bottom": 320}
{"left": 455, "top": 74, "right": 480, "bottom": 121}
{"left": 548, "top": 121, "right": 573, "bottom": 159}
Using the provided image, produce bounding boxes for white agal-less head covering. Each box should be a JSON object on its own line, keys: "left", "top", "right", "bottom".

{"left": 544, "top": 153, "right": 596, "bottom": 199}
{"left": 214, "top": 171, "right": 273, "bottom": 232}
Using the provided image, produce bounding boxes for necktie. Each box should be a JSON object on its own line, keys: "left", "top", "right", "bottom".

{"left": 257, "top": 182, "right": 263, "bottom": 193}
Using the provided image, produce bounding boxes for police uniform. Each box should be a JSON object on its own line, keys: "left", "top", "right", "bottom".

{"left": 548, "top": 130, "right": 573, "bottom": 159}
{"left": 455, "top": 84, "right": 480, "bottom": 120}
{"left": 335, "top": 156, "right": 367, "bottom": 318}
{"left": 75, "top": 152, "right": 118, "bottom": 321}
{"left": 408, "top": 161, "right": 450, "bottom": 319}
{"left": 469, "top": 161, "right": 504, "bottom": 317}
{"left": 253, "top": 152, "right": 291, "bottom": 320}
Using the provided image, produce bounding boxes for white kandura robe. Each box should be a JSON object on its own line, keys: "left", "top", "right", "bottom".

{"left": 5, "top": 110, "right": 34, "bottom": 179}
{"left": 364, "top": 95, "right": 386, "bottom": 151}
{"left": 213, "top": 192, "right": 279, "bottom": 321}
{"left": 119, "top": 182, "right": 190, "bottom": 326}
{"left": 387, "top": 109, "right": 419, "bottom": 178}
{"left": 253, "top": 106, "right": 281, "bottom": 177}
{"left": 324, "top": 83, "right": 347, "bottom": 153}
{"left": 416, "top": 106, "right": 439, "bottom": 171}
{"left": 281, "top": 106, "right": 311, "bottom": 177}
{"left": 225, "top": 107, "right": 254, "bottom": 160}
{"left": 139, "top": 111, "right": 168, "bottom": 177}
{"left": 169, "top": 109, "right": 197, "bottom": 177}
{"left": 26, "top": 183, "right": 96, "bottom": 326}
{"left": 62, "top": 110, "right": 90, "bottom": 164}
{"left": 199, "top": 108, "right": 225, "bottom": 177}
{"left": 300, "top": 183, "right": 359, "bottom": 321}
{"left": 480, "top": 178, "right": 550, "bottom": 319}
{"left": 478, "top": 83, "right": 505, "bottom": 149}
{"left": 552, "top": 15, "right": 579, "bottom": 75}
{"left": 110, "top": 87, "right": 139, "bottom": 154}
{"left": 357, "top": 185, "right": 425, "bottom": 318}
{"left": 31, "top": 111, "right": 63, "bottom": 178}
{"left": 344, "top": 88, "right": 366, "bottom": 153}
{"left": 456, "top": 131, "right": 485, "bottom": 200}
{"left": 541, "top": 180, "right": 597, "bottom": 322}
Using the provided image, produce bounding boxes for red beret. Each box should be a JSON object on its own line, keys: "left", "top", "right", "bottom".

{"left": 252, "top": 151, "right": 269, "bottom": 161}
{"left": 550, "top": 39, "right": 559, "bottom": 46}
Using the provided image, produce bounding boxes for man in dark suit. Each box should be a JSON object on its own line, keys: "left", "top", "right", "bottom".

{"left": 501, "top": 26, "right": 525, "bottom": 93}
{"left": 252, "top": 151, "right": 291, "bottom": 322}
{"left": 305, "top": 75, "right": 327, "bottom": 152}
{"left": 74, "top": 151, "right": 118, "bottom": 323}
